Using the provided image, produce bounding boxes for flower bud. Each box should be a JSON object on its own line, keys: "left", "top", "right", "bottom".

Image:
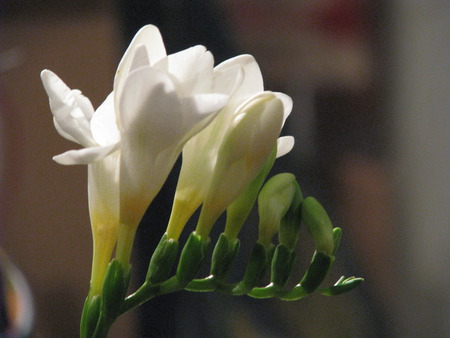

{"left": 278, "top": 179, "right": 303, "bottom": 250}
{"left": 176, "top": 232, "right": 210, "bottom": 286}
{"left": 195, "top": 93, "right": 285, "bottom": 239}
{"left": 210, "top": 233, "right": 240, "bottom": 281}
{"left": 257, "top": 173, "right": 298, "bottom": 246}
{"left": 301, "top": 197, "right": 334, "bottom": 256}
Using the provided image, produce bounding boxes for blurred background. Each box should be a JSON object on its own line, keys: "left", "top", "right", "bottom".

{"left": 0, "top": 0, "right": 448, "bottom": 337}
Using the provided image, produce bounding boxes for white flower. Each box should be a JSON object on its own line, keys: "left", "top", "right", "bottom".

{"left": 42, "top": 24, "right": 229, "bottom": 274}
{"left": 166, "top": 55, "right": 294, "bottom": 240}
{"left": 41, "top": 69, "right": 120, "bottom": 295}
{"left": 114, "top": 25, "right": 228, "bottom": 264}
{"left": 195, "top": 92, "right": 293, "bottom": 239}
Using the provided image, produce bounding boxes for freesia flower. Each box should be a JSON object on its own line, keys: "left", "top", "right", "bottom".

{"left": 41, "top": 69, "right": 120, "bottom": 296}
{"left": 166, "top": 55, "right": 294, "bottom": 240}
{"left": 195, "top": 92, "right": 293, "bottom": 239}
{"left": 42, "top": 25, "right": 229, "bottom": 290}
{"left": 114, "top": 26, "right": 228, "bottom": 265}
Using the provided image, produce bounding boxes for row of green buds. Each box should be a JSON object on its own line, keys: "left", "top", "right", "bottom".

{"left": 120, "top": 173, "right": 362, "bottom": 316}
{"left": 249, "top": 192, "right": 362, "bottom": 300}
{"left": 184, "top": 173, "right": 361, "bottom": 299}
{"left": 200, "top": 174, "right": 361, "bottom": 299}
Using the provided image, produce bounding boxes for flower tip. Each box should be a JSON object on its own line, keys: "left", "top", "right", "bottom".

{"left": 276, "top": 136, "right": 295, "bottom": 158}
{"left": 52, "top": 154, "right": 68, "bottom": 165}
{"left": 137, "top": 24, "right": 160, "bottom": 34}
{"left": 40, "top": 69, "right": 53, "bottom": 83}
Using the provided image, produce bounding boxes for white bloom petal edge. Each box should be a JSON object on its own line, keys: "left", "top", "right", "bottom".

{"left": 276, "top": 136, "right": 295, "bottom": 158}
{"left": 53, "top": 142, "right": 119, "bottom": 165}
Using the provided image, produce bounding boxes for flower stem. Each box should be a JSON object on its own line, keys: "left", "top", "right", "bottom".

{"left": 120, "top": 277, "right": 181, "bottom": 315}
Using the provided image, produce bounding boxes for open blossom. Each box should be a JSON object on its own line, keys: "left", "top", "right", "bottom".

{"left": 166, "top": 55, "right": 294, "bottom": 240}
{"left": 41, "top": 69, "right": 120, "bottom": 295}
{"left": 113, "top": 26, "right": 228, "bottom": 264}
{"left": 42, "top": 25, "right": 229, "bottom": 288}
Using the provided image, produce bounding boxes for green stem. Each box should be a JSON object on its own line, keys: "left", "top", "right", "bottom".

{"left": 120, "top": 277, "right": 181, "bottom": 315}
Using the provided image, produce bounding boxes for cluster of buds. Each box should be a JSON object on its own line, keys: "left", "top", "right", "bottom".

{"left": 42, "top": 25, "right": 362, "bottom": 338}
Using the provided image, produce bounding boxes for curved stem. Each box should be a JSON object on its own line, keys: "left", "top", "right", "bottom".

{"left": 120, "top": 277, "right": 181, "bottom": 315}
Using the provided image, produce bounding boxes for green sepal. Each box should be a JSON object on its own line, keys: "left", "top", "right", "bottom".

{"left": 299, "top": 251, "right": 333, "bottom": 293}
{"left": 176, "top": 232, "right": 210, "bottom": 287}
{"left": 146, "top": 233, "right": 179, "bottom": 284}
{"left": 210, "top": 233, "right": 240, "bottom": 281}
{"left": 332, "top": 227, "right": 342, "bottom": 255}
{"left": 234, "top": 242, "right": 274, "bottom": 294}
{"left": 318, "top": 276, "right": 364, "bottom": 296}
{"left": 270, "top": 244, "right": 296, "bottom": 287}
{"left": 101, "top": 259, "right": 131, "bottom": 321}
{"left": 80, "top": 294, "right": 101, "bottom": 338}
{"left": 247, "top": 284, "right": 278, "bottom": 299}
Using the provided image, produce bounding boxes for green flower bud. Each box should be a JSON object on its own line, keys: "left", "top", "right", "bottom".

{"left": 257, "top": 173, "right": 297, "bottom": 246}
{"left": 101, "top": 259, "right": 131, "bottom": 320}
{"left": 80, "top": 295, "right": 101, "bottom": 338}
{"left": 301, "top": 197, "right": 334, "bottom": 256}
{"left": 278, "top": 179, "right": 303, "bottom": 250}
{"left": 235, "top": 241, "right": 275, "bottom": 294}
{"left": 146, "top": 234, "right": 179, "bottom": 284}
{"left": 270, "top": 244, "right": 296, "bottom": 287}
{"left": 176, "top": 232, "right": 210, "bottom": 286}
{"left": 299, "top": 251, "right": 333, "bottom": 293}
{"left": 210, "top": 233, "right": 240, "bottom": 281}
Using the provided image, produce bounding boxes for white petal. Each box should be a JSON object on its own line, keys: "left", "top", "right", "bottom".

{"left": 72, "top": 89, "right": 95, "bottom": 120}
{"left": 215, "top": 54, "right": 263, "bottom": 103}
{"left": 223, "top": 93, "right": 283, "bottom": 169}
{"left": 68, "top": 90, "right": 95, "bottom": 135}
{"left": 129, "top": 44, "right": 150, "bottom": 72}
{"left": 273, "top": 92, "right": 293, "bottom": 127}
{"left": 115, "top": 25, "right": 166, "bottom": 88}
{"left": 213, "top": 63, "right": 244, "bottom": 96}
{"left": 53, "top": 117, "right": 78, "bottom": 144}
{"left": 178, "top": 93, "right": 229, "bottom": 143}
{"left": 276, "top": 136, "right": 295, "bottom": 158}
{"left": 91, "top": 93, "right": 120, "bottom": 146}
{"left": 41, "top": 69, "right": 73, "bottom": 107}
{"left": 165, "top": 46, "right": 214, "bottom": 96}
{"left": 133, "top": 25, "right": 166, "bottom": 66}
{"left": 233, "top": 91, "right": 272, "bottom": 118}
{"left": 41, "top": 69, "right": 94, "bottom": 146}
{"left": 118, "top": 66, "right": 182, "bottom": 150}
{"left": 53, "top": 142, "right": 119, "bottom": 165}
{"left": 87, "top": 155, "right": 120, "bottom": 226}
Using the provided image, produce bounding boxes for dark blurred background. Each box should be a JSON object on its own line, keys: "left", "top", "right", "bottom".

{"left": 0, "top": 0, "right": 448, "bottom": 337}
